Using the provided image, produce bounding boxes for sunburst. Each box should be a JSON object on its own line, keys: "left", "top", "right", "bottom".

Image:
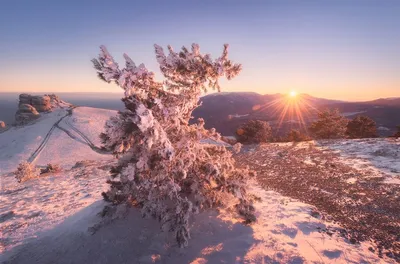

{"left": 289, "top": 90, "right": 297, "bottom": 97}
{"left": 251, "top": 92, "right": 319, "bottom": 133}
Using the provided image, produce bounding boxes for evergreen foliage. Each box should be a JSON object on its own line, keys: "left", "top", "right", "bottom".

{"left": 236, "top": 120, "right": 272, "bottom": 144}
{"left": 309, "top": 109, "right": 348, "bottom": 139}
{"left": 346, "top": 115, "right": 378, "bottom": 139}
{"left": 92, "top": 43, "right": 256, "bottom": 247}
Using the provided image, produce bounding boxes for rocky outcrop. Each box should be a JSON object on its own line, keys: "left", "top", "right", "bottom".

{"left": 15, "top": 93, "right": 71, "bottom": 125}
{"left": 19, "top": 94, "right": 52, "bottom": 112}
{"left": 46, "top": 94, "right": 71, "bottom": 108}
{"left": 15, "top": 104, "right": 40, "bottom": 125}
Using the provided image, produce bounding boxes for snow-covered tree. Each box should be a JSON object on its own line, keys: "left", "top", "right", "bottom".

{"left": 92, "top": 43, "right": 256, "bottom": 247}
{"left": 14, "top": 161, "right": 40, "bottom": 183}
{"left": 309, "top": 109, "right": 349, "bottom": 139}
{"left": 236, "top": 120, "right": 272, "bottom": 144}
{"left": 346, "top": 115, "right": 378, "bottom": 139}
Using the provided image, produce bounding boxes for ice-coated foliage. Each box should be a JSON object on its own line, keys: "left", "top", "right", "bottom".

{"left": 346, "top": 115, "right": 378, "bottom": 139}
{"left": 14, "top": 161, "right": 40, "bottom": 183}
{"left": 236, "top": 120, "right": 272, "bottom": 144}
{"left": 309, "top": 109, "right": 349, "bottom": 139}
{"left": 92, "top": 43, "right": 255, "bottom": 247}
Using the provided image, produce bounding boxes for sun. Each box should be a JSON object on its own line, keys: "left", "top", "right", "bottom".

{"left": 289, "top": 90, "right": 298, "bottom": 97}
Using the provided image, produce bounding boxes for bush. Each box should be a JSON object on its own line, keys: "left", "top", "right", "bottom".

{"left": 14, "top": 161, "right": 40, "bottom": 183}
{"left": 393, "top": 125, "right": 400, "bottom": 138}
{"left": 40, "top": 163, "right": 62, "bottom": 174}
{"left": 236, "top": 120, "right": 272, "bottom": 144}
{"left": 346, "top": 115, "right": 378, "bottom": 139}
{"left": 92, "top": 43, "right": 256, "bottom": 247}
{"left": 309, "top": 109, "right": 348, "bottom": 139}
{"left": 285, "top": 129, "right": 311, "bottom": 142}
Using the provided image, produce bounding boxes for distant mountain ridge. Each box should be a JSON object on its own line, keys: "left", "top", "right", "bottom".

{"left": 1, "top": 92, "right": 399, "bottom": 137}
{"left": 192, "top": 92, "right": 400, "bottom": 136}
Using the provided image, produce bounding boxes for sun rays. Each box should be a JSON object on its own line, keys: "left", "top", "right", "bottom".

{"left": 251, "top": 92, "right": 320, "bottom": 133}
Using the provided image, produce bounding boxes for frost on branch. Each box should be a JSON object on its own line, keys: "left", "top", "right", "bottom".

{"left": 92, "top": 43, "right": 255, "bottom": 247}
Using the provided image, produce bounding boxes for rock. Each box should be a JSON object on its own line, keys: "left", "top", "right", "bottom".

{"left": 14, "top": 93, "right": 71, "bottom": 125}
{"left": 18, "top": 94, "right": 52, "bottom": 113}
{"left": 34, "top": 104, "right": 52, "bottom": 112}
{"left": 19, "top": 94, "right": 32, "bottom": 104}
{"left": 31, "top": 95, "right": 50, "bottom": 105}
{"left": 15, "top": 104, "right": 40, "bottom": 125}
{"left": 18, "top": 104, "right": 38, "bottom": 113}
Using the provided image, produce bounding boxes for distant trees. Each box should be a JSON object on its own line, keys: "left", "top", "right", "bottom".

{"left": 346, "top": 115, "right": 378, "bottom": 139}
{"left": 92, "top": 43, "right": 256, "bottom": 247}
{"left": 309, "top": 109, "right": 349, "bottom": 139}
{"left": 236, "top": 120, "right": 272, "bottom": 143}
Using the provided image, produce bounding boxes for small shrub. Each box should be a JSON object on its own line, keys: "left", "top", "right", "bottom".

{"left": 14, "top": 162, "right": 40, "bottom": 183}
{"left": 285, "top": 129, "right": 311, "bottom": 142}
{"left": 271, "top": 135, "right": 285, "bottom": 143}
{"left": 236, "top": 120, "right": 272, "bottom": 144}
{"left": 346, "top": 115, "right": 378, "bottom": 139}
{"left": 309, "top": 109, "right": 348, "bottom": 139}
{"left": 392, "top": 125, "right": 400, "bottom": 138}
{"left": 41, "top": 163, "right": 62, "bottom": 174}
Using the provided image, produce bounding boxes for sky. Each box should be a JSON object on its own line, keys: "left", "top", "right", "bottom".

{"left": 0, "top": 0, "right": 399, "bottom": 101}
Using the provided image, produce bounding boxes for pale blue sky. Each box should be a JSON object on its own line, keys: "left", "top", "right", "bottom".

{"left": 1, "top": 0, "right": 399, "bottom": 100}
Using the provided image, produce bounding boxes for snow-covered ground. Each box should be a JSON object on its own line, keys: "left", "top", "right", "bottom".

{"left": 0, "top": 109, "right": 69, "bottom": 175}
{"left": 65, "top": 107, "right": 117, "bottom": 147}
{"left": 0, "top": 106, "right": 397, "bottom": 263}
{"left": 0, "top": 160, "right": 111, "bottom": 253}
{"left": 316, "top": 138, "right": 400, "bottom": 184}
{"left": 0, "top": 107, "right": 116, "bottom": 178}
{"left": 1, "top": 180, "right": 383, "bottom": 263}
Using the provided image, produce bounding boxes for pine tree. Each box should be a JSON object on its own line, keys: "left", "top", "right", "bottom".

{"left": 92, "top": 43, "right": 256, "bottom": 247}
{"left": 309, "top": 109, "right": 349, "bottom": 139}
{"left": 236, "top": 120, "right": 272, "bottom": 143}
{"left": 346, "top": 115, "right": 378, "bottom": 139}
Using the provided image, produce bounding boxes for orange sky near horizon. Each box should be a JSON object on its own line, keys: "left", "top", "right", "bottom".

{"left": 2, "top": 65, "right": 398, "bottom": 102}
{"left": 1, "top": 1, "right": 399, "bottom": 102}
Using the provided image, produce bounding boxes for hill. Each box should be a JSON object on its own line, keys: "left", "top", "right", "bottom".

{"left": 193, "top": 92, "right": 400, "bottom": 136}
